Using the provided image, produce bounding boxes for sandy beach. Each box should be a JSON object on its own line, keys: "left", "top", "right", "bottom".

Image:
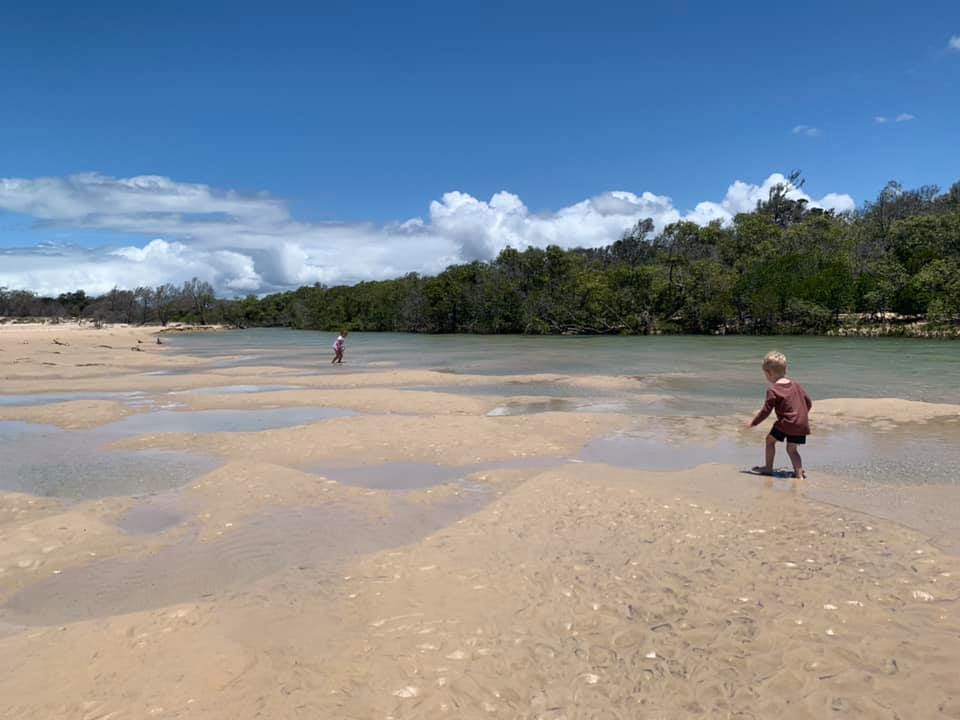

{"left": 1, "top": 323, "right": 959, "bottom": 719}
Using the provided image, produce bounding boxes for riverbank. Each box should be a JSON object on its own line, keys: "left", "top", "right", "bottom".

{"left": 5, "top": 314, "right": 960, "bottom": 338}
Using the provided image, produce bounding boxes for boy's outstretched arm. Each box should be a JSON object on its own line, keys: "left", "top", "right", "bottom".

{"left": 745, "top": 389, "right": 776, "bottom": 428}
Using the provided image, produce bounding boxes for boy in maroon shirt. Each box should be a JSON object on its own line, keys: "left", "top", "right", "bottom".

{"left": 744, "top": 351, "right": 812, "bottom": 480}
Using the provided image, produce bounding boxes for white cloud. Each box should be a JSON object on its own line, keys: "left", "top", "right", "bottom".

{"left": 948, "top": 35, "right": 960, "bottom": 51}
{"left": 876, "top": 113, "right": 916, "bottom": 125}
{"left": 686, "top": 174, "right": 855, "bottom": 224}
{"left": 429, "top": 189, "right": 682, "bottom": 260}
{"left": 1, "top": 240, "right": 263, "bottom": 298}
{"left": 817, "top": 193, "right": 857, "bottom": 214}
{"left": 792, "top": 125, "right": 821, "bottom": 137}
{"left": 0, "top": 172, "right": 856, "bottom": 296}
{"left": 0, "top": 174, "right": 287, "bottom": 225}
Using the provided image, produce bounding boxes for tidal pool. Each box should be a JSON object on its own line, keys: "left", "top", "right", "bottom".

{"left": 0, "top": 406, "right": 358, "bottom": 498}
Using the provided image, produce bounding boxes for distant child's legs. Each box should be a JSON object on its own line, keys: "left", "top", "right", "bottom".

{"left": 786, "top": 442, "right": 805, "bottom": 479}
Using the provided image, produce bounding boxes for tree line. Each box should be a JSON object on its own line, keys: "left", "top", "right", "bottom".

{"left": 3, "top": 175, "right": 959, "bottom": 335}
{"left": 0, "top": 278, "right": 217, "bottom": 327}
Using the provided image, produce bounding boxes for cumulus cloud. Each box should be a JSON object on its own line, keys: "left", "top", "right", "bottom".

{"left": 949, "top": 35, "right": 960, "bottom": 51}
{"left": 685, "top": 174, "right": 855, "bottom": 225}
{"left": 874, "top": 116, "right": 889, "bottom": 124}
{"left": 1, "top": 240, "right": 263, "bottom": 298}
{"left": 0, "top": 172, "right": 855, "bottom": 296}
{"left": 895, "top": 113, "right": 915, "bottom": 122}
{"left": 429, "top": 189, "right": 681, "bottom": 260}
{"left": 792, "top": 125, "right": 821, "bottom": 137}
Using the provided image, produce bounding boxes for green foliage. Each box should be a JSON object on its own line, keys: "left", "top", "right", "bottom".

{"left": 912, "top": 259, "right": 960, "bottom": 321}
{"left": 56, "top": 290, "right": 90, "bottom": 318}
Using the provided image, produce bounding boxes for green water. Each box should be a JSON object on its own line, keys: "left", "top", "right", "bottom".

{"left": 168, "top": 329, "right": 960, "bottom": 405}
{"left": 7, "top": 331, "right": 957, "bottom": 498}
{"left": 163, "top": 330, "right": 960, "bottom": 489}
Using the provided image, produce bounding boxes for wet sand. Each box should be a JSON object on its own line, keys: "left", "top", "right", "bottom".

{"left": 1, "top": 324, "right": 959, "bottom": 719}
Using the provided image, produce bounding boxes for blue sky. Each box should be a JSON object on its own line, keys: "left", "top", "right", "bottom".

{"left": 1, "top": 0, "right": 958, "bottom": 295}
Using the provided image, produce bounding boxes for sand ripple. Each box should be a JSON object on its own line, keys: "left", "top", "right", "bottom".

{"left": 309, "top": 465, "right": 960, "bottom": 719}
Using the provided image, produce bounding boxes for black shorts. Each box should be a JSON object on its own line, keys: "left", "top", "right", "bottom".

{"left": 770, "top": 427, "right": 806, "bottom": 444}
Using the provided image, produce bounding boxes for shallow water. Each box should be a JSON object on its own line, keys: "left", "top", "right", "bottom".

{"left": 0, "top": 420, "right": 219, "bottom": 498}
{"left": 3, "top": 482, "right": 500, "bottom": 625}
{"left": 103, "top": 406, "right": 355, "bottom": 435}
{"left": 0, "top": 406, "right": 358, "bottom": 498}
{"left": 115, "top": 495, "right": 186, "bottom": 535}
{"left": 486, "top": 398, "right": 580, "bottom": 416}
{"left": 413, "top": 379, "right": 729, "bottom": 418}
{"left": 174, "top": 384, "right": 305, "bottom": 396}
{"left": 580, "top": 421, "right": 960, "bottom": 485}
{"left": 309, "top": 456, "right": 570, "bottom": 490}
{"left": 166, "top": 330, "right": 960, "bottom": 493}
{"left": 167, "top": 329, "right": 960, "bottom": 404}
{"left": 0, "top": 391, "right": 146, "bottom": 407}
{"left": 485, "top": 396, "right": 686, "bottom": 417}
{"left": 408, "top": 381, "right": 594, "bottom": 399}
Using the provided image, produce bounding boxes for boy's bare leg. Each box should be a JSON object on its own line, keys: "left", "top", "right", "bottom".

{"left": 764, "top": 434, "right": 776, "bottom": 472}
{"left": 786, "top": 442, "right": 805, "bottom": 480}
{"left": 752, "top": 435, "right": 777, "bottom": 486}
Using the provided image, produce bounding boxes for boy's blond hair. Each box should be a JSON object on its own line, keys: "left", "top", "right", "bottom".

{"left": 762, "top": 351, "right": 787, "bottom": 377}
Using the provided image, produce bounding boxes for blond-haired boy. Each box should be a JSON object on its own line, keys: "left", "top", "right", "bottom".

{"left": 744, "top": 351, "right": 812, "bottom": 479}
